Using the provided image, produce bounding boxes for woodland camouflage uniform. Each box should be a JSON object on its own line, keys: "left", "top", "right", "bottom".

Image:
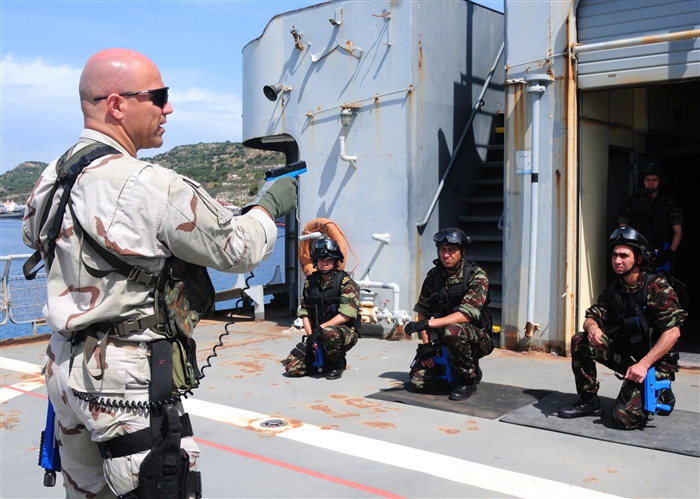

{"left": 284, "top": 269, "right": 360, "bottom": 376}
{"left": 410, "top": 259, "right": 493, "bottom": 392}
{"left": 571, "top": 272, "right": 686, "bottom": 429}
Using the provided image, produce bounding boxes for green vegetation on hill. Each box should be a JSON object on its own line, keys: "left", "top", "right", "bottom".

{"left": 0, "top": 142, "right": 285, "bottom": 208}
{"left": 0, "top": 161, "right": 48, "bottom": 203}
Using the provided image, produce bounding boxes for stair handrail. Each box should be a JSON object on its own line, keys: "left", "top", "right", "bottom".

{"left": 416, "top": 42, "right": 504, "bottom": 233}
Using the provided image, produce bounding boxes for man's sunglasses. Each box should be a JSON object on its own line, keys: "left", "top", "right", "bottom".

{"left": 93, "top": 87, "right": 169, "bottom": 109}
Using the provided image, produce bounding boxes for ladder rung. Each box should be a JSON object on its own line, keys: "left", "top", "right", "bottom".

{"left": 474, "top": 179, "right": 503, "bottom": 185}
{"left": 470, "top": 255, "right": 503, "bottom": 262}
{"left": 465, "top": 197, "right": 503, "bottom": 204}
{"left": 469, "top": 235, "right": 503, "bottom": 242}
{"left": 458, "top": 216, "right": 501, "bottom": 223}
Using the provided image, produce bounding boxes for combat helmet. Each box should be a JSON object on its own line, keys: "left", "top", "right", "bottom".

{"left": 433, "top": 227, "right": 471, "bottom": 249}
{"left": 311, "top": 238, "right": 344, "bottom": 264}
{"left": 608, "top": 226, "right": 651, "bottom": 263}
{"left": 639, "top": 163, "right": 666, "bottom": 185}
{"left": 433, "top": 227, "right": 471, "bottom": 259}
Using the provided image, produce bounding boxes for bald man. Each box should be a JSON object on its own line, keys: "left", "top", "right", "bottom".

{"left": 23, "top": 49, "right": 296, "bottom": 498}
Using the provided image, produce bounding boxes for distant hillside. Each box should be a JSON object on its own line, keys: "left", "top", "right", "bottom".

{"left": 0, "top": 142, "right": 286, "bottom": 208}
{"left": 0, "top": 161, "right": 48, "bottom": 203}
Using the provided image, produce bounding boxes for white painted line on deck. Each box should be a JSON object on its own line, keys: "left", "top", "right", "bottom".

{"left": 184, "top": 398, "right": 623, "bottom": 499}
{"left": 0, "top": 380, "right": 46, "bottom": 402}
{"left": 0, "top": 357, "right": 45, "bottom": 402}
{"left": 0, "top": 356, "right": 43, "bottom": 375}
{"left": 1, "top": 357, "right": 623, "bottom": 499}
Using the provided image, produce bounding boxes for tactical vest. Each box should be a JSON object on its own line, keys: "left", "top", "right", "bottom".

{"left": 628, "top": 193, "right": 671, "bottom": 248}
{"left": 306, "top": 270, "right": 355, "bottom": 329}
{"left": 430, "top": 260, "right": 493, "bottom": 333}
{"left": 605, "top": 273, "right": 658, "bottom": 354}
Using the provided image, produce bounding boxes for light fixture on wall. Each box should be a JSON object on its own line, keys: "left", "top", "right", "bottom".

{"left": 263, "top": 83, "right": 292, "bottom": 102}
{"left": 340, "top": 107, "right": 353, "bottom": 127}
{"left": 339, "top": 103, "right": 359, "bottom": 126}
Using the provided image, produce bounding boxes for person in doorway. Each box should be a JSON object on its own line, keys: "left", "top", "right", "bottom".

{"left": 617, "top": 163, "right": 683, "bottom": 275}
{"left": 22, "top": 48, "right": 297, "bottom": 498}
{"left": 558, "top": 226, "right": 685, "bottom": 429}
{"left": 283, "top": 238, "right": 360, "bottom": 380}
{"left": 406, "top": 228, "right": 494, "bottom": 401}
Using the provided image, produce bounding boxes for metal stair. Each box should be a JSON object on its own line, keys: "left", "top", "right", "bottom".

{"left": 459, "top": 112, "right": 504, "bottom": 344}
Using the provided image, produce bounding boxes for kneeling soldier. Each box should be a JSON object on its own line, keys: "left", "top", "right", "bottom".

{"left": 558, "top": 226, "right": 685, "bottom": 429}
{"left": 283, "top": 238, "right": 360, "bottom": 379}
{"left": 407, "top": 228, "right": 494, "bottom": 401}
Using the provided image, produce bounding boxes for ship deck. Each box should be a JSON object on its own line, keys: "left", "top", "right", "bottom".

{"left": 1, "top": 311, "right": 699, "bottom": 499}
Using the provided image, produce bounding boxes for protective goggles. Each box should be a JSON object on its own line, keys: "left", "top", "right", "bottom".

{"left": 313, "top": 238, "right": 339, "bottom": 252}
{"left": 94, "top": 87, "right": 169, "bottom": 109}
{"left": 609, "top": 226, "right": 641, "bottom": 244}
{"left": 433, "top": 229, "right": 467, "bottom": 246}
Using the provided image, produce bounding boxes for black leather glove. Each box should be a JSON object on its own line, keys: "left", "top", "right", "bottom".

{"left": 653, "top": 248, "right": 674, "bottom": 264}
{"left": 404, "top": 319, "right": 430, "bottom": 336}
{"left": 410, "top": 343, "right": 437, "bottom": 373}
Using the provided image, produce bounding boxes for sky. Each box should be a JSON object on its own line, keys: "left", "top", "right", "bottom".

{"left": 1, "top": 0, "right": 504, "bottom": 173}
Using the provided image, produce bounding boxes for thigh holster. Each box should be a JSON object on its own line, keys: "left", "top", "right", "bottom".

{"left": 111, "top": 339, "right": 202, "bottom": 499}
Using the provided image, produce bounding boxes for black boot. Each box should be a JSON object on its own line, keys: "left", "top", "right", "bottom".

{"left": 558, "top": 394, "right": 603, "bottom": 418}
{"left": 326, "top": 356, "right": 346, "bottom": 380}
{"left": 449, "top": 380, "right": 477, "bottom": 401}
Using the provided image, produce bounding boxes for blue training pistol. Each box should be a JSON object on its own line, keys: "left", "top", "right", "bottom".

{"left": 38, "top": 399, "right": 61, "bottom": 487}
{"left": 432, "top": 346, "right": 453, "bottom": 384}
{"left": 654, "top": 241, "right": 672, "bottom": 274}
{"left": 265, "top": 160, "right": 307, "bottom": 180}
{"left": 644, "top": 367, "right": 672, "bottom": 418}
{"left": 312, "top": 339, "right": 324, "bottom": 373}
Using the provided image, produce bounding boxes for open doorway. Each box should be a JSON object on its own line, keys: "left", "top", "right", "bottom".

{"left": 605, "top": 80, "right": 700, "bottom": 353}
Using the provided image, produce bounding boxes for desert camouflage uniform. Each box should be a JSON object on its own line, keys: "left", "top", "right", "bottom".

{"left": 23, "top": 130, "right": 278, "bottom": 498}
{"left": 410, "top": 259, "right": 492, "bottom": 392}
{"left": 284, "top": 270, "right": 360, "bottom": 376}
{"left": 571, "top": 272, "right": 686, "bottom": 429}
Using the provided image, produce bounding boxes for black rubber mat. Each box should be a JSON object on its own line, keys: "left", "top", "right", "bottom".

{"left": 500, "top": 391, "right": 700, "bottom": 457}
{"left": 366, "top": 382, "right": 553, "bottom": 420}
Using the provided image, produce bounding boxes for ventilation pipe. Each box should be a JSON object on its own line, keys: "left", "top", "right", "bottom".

{"left": 523, "top": 74, "right": 551, "bottom": 338}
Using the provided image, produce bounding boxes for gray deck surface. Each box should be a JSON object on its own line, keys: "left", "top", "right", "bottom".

{"left": 1, "top": 313, "right": 699, "bottom": 499}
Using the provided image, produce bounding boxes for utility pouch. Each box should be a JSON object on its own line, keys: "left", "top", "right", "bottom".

{"left": 622, "top": 316, "right": 645, "bottom": 344}
{"left": 172, "top": 338, "right": 200, "bottom": 392}
{"left": 155, "top": 257, "right": 215, "bottom": 340}
{"left": 663, "top": 347, "right": 680, "bottom": 367}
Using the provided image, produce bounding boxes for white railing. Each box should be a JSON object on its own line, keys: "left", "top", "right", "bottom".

{"left": 1, "top": 254, "right": 47, "bottom": 332}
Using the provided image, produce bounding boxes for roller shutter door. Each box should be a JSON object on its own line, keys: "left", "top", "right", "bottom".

{"left": 577, "top": 0, "right": 700, "bottom": 89}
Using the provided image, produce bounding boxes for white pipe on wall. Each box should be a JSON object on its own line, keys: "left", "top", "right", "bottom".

{"left": 339, "top": 135, "right": 357, "bottom": 168}
{"left": 523, "top": 74, "right": 550, "bottom": 338}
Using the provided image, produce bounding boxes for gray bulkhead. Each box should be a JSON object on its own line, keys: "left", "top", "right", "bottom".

{"left": 242, "top": 1, "right": 504, "bottom": 321}
{"left": 503, "top": 0, "right": 699, "bottom": 353}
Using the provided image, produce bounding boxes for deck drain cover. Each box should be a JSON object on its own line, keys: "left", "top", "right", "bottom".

{"left": 260, "top": 418, "right": 288, "bottom": 428}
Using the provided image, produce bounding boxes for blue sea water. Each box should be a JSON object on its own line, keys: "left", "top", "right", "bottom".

{"left": 0, "top": 218, "right": 285, "bottom": 340}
